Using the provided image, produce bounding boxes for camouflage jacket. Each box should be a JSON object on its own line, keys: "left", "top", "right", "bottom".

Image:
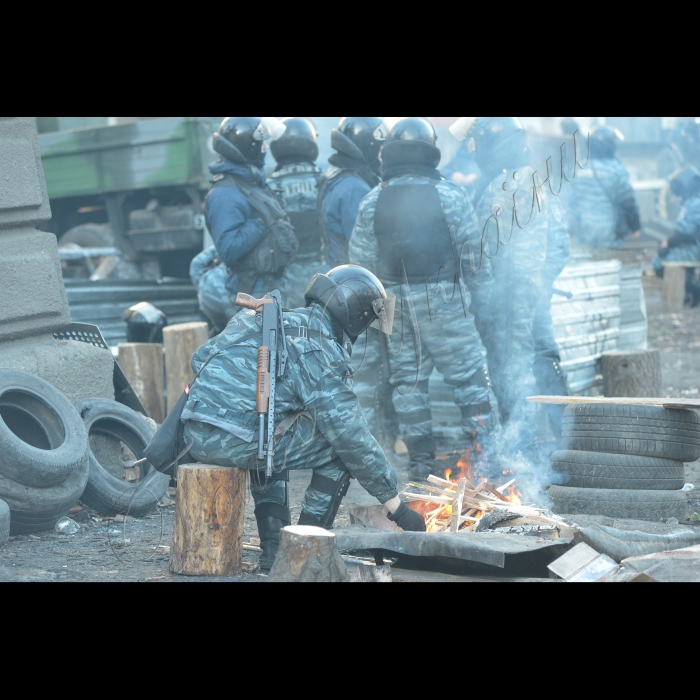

{"left": 475, "top": 165, "right": 550, "bottom": 285}
{"left": 350, "top": 174, "right": 494, "bottom": 317}
{"left": 566, "top": 157, "right": 640, "bottom": 246}
{"left": 182, "top": 304, "right": 398, "bottom": 503}
{"left": 670, "top": 194, "right": 700, "bottom": 247}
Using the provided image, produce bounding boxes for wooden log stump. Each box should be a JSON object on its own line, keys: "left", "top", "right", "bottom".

{"left": 117, "top": 343, "right": 165, "bottom": 423}
{"left": 602, "top": 350, "right": 662, "bottom": 398}
{"left": 162, "top": 322, "right": 209, "bottom": 414}
{"left": 663, "top": 262, "right": 696, "bottom": 312}
{"left": 268, "top": 526, "right": 347, "bottom": 583}
{"left": 170, "top": 464, "right": 247, "bottom": 576}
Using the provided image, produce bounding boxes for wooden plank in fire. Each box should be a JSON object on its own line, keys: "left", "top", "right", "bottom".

{"left": 451, "top": 479, "right": 468, "bottom": 533}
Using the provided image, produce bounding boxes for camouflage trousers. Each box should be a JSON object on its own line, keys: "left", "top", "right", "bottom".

{"left": 183, "top": 417, "right": 392, "bottom": 520}
{"left": 653, "top": 244, "right": 700, "bottom": 289}
{"left": 281, "top": 255, "right": 326, "bottom": 310}
{"left": 532, "top": 288, "right": 569, "bottom": 434}
{"left": 198, "top": 266, "right": 239, "bottom": 333}
{"left": 487, "top": 268, "right": 540, "bottom": 438}
{"left": 385, "top": 281, "right": 498, "bottom": 444}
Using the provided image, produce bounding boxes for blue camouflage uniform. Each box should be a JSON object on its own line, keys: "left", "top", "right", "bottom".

{"left": 350, "top": 173, "right": 499, "bottom": 464}
{"left": 182, "top": 304, "right": 399, "bottom": 520}
{"left": 319, "top": 158, "right": 387, "bottom": 436}
{"left": 189, "top": 246, "right": 238, "bottom": 333}
{"left": 566, "top": 157, "right": 641, "bottom": 248}
{"left": 653, "top": 194, "right": 700, "bottom": 286}
{"left": 474, "top": 166, "right": 552, "bottom": 440}
{"left": 205, "top": 157, "right": 275, "bottom": 301}
{"left": 532, "top": 197, "right": 571, "bottom": 434}
{"left": 268, "top": 162, "right": 325, "bottom": 309}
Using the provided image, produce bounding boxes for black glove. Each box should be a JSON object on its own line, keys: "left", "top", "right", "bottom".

{"left": 388, "top": 502, "right": 427, "bottom": 533}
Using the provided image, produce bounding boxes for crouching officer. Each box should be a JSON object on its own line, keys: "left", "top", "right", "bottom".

{"left": 654, "top": 167, "right": 700, "bottom": 306}
{"left": 181, "top": 265, "right": 425, "bottom": 570}
{"left": 268, "top": 118, "right": 326, "bottom": 309}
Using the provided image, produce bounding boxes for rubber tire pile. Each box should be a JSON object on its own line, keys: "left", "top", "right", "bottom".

{"left": 550, "top": 404, "right": 700, "bottom": 521}
{"left": 0, "top": 369, "right": 168, "bottom": 542}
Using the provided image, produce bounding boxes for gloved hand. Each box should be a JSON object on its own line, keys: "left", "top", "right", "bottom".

{"left": 388, "top": 502, "right": 427, "bottom": 533}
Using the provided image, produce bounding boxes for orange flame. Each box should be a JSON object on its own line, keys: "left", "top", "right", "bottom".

{"left": 506, "top": 486, "right": 523, "bottom": 506}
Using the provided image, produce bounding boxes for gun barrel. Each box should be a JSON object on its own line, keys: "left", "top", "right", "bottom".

{"left": 258, "top": 414, "right": 266, "bottom": 461}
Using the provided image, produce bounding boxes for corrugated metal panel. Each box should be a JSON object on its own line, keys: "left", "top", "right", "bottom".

{"left": 617, "top": 263, "right": 649, "bottom": 352}
{"left": 65, "top": 279, "right": 201, "bottom": 347}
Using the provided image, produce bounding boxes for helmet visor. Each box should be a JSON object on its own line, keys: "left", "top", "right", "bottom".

{"left": 254, "top": 117, "right": 287, "bottom": 142}
{"left": 370, "top": 294, "right": 397, "bottom": 335}
{"left": 450, "top": 117, "right": 477, "bottom": 142}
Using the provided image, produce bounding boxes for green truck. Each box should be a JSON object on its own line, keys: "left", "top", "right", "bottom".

{"left": 37, "top": 117, "right": 223, "bottom": 278}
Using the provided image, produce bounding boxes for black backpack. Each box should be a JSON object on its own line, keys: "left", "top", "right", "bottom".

{"left": 209, "top": 175, "right": 298, "bottom": 289}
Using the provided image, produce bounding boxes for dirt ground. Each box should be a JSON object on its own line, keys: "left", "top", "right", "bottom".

{"left": 1, "top": 271, "right": 699, "bottom": 582}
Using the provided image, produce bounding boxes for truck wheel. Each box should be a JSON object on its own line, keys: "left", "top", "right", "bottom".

{"left": 0, "top": 499, "right": 9, "bottom": 546}
{"left": 0, "top": 460, "right": 89, "bottom": 535}
{"left": 550, "top": 451, "right": 686, "bottom": 491}
{"left": 563, "top": 404, "right": 700, "bottom": 463}
{"left": 550, "top": 486, "right": 688, "bottom": 521}
{"left": 58, "top": 224, "right": 114, "bottom": 249}
{"left": 0, "top": 370, "right": 90, "bottom": 488}
{"left": 75, "top": 399, "right": 168, "bottom": 517}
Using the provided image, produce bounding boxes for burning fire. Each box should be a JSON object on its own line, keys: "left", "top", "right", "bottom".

{"left": 505, "top": 486, "right": 523, "bottom": 506}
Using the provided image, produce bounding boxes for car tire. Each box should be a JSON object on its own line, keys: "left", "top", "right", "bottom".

{"left": 0, "top": 499, "right": 9, "bottom": 546}
{"left": 58, "top": 223, "right": 114, "bottom": 249}
{"left": 76, "top": 399, "right": 168, "bottom": 517}
{"left": 550, "top": 485, "right": 688, "bottom": 522}
{"left": 563, "top": 404, "right": 700, "bottom": 463}
{"left": 0, "top": 370, "right": 90, "bottom": 488}
{"left": 550, "top": 451, "right": 686, "bottom": 491}
{"left": 0, "top": 461, "right": 89, "bottom": 535}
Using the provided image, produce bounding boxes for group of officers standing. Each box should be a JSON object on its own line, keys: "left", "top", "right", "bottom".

{"left": 183, "top": 116, "right": 700, "bottom": 569}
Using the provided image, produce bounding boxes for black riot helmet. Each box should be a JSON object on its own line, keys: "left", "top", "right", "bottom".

{"left": 451, "top": 117, "right": 529, "bottom": 177}
{"left": 213, "top": 117, "right": 287, "bottom": 165}
{"left": 381, "top": 117, "right": 442, "bottom": 169}
{"left": 305, "top": 265, "right": 396, "bottom": 339}
{"left": 121, "top": 302, "right": 168, "bottom": 344}
{"left": 670, "top": 166, "right": 700, "bottom": 201}
{"left": 331, "top": 117, "right": 389, "bottom": 165}
{"left": 589, "top": 125, "right": 624, "bottom": 159}
{"left": 270, "top": 117, "right": 319, "bottom": 164}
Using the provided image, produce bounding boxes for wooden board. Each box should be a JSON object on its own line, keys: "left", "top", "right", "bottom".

{"left": 528, "top": 395, "right": 700, "bottom": 410}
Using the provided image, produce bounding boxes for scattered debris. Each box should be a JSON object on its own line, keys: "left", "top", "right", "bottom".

{"left": 347, "top": 565, "right": 392, "bottom": 583}
{"left": 548, "top": 543, "right": 620, "bottom": 582}
{"left": 154, "top": 545, "right": 170, "bottom": 555}
{"left": 145, "top": 575, "right": 169, "bottom": 582}
{"left": 614, "top": 545, "right": 700, "bottom": 583}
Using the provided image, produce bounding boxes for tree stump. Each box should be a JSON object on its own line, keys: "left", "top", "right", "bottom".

{"left": 170, "top": 464, "right": 247, "bottom": 576}
{"left": 162, "top": 322, "right": 209, "bottom": 414}
{"left": 602, "top": 350, "right": 662, "bottom": 398}
{"left": 268, "top": 526, "right": 347, "bottom": 583}
{"left": 117, "top": 343, "right": 165, "bottom": 423}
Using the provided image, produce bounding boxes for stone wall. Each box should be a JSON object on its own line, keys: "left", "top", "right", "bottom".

{"left": 0, "top": 117, "right": 114, "bottom": 401}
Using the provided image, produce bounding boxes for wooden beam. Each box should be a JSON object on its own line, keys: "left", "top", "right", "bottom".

{"left": 528, "top": 396, "right": 700, "bottom": 410}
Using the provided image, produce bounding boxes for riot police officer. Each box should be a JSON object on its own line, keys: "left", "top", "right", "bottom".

{"left": 318, "top": 117, "right": 389, "bottom": 268}
{"left": 566, "top": 125, "right": 641, "bottom": 248}
{"left": 268, "top": 118, "right": 325, "bottom": 309}
{"left": 654, "top": 166, "right": 700, "bottom": 306}
{"left": 451, "top": 117, "right": 554, "bottom": 450}
{"left": 205, "top": 117, "right": 297, "bottom": 304}
{"left": 189, "top": 246, "right": 237, "bottom": 334}
{"left": 318, "top": 117, "right": 393, "bottom": 443}
{"left": 182, "top": 265, "right": 425, "bottom": 571}
{"left": 350, "top": 118, "right": 498, "bottom": 481}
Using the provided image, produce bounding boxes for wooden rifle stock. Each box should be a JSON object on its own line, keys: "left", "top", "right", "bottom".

{"left": 236, "top": 293, "right": 275, "bottom": 312}
{"left": 256, "top": 347, "right": 270, "bottom": 414}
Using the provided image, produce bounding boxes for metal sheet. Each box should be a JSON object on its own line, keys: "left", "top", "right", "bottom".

{"left": 334, "top": 526, "right": 572, "bottom": 570}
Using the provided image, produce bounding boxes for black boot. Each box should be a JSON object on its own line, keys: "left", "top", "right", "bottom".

{"left": 255, "top": 503, "right": 291, "bottom": 573}
{"left": 404, "top": 436, "right": 436, "bottom": 482}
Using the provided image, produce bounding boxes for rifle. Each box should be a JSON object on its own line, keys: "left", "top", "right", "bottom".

{"left": 235, "top": 290, "right": 288, "bottom": 478}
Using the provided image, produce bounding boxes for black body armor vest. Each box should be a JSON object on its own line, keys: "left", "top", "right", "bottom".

{"left": 374, "top": 182, "right": 454, "bottom": 285}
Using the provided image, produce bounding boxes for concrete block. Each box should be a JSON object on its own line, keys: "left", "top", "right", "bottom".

{"left": 0, "top": 230, "right": 71, "bottom": 341}
{"left": 0, "top": 118, "right": 51, "bottom": 229}
{"left": 0, "top": 337, "right": 115, "bottom": 403}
